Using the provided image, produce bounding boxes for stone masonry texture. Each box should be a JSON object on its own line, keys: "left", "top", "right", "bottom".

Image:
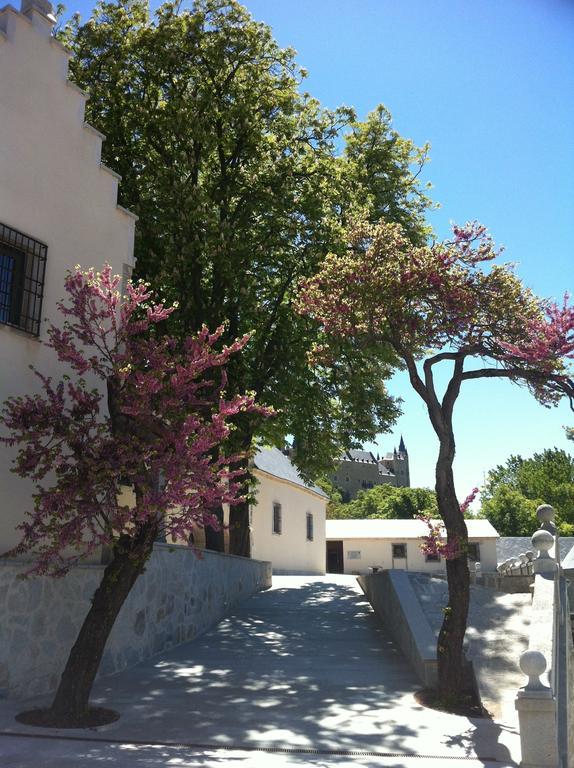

{"left": 0, "top": 544, "right": 272, "bottom": 700}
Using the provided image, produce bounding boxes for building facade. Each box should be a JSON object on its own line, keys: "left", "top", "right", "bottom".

{"left": 332, "top": 437, "right": 410, "bottom": 502}
{"left": 326, "top": 518, "right": 499, "bottom": 575}
{"left": 250, "top": 447, "right": 327, "bottom": 575}
{"left": 0, "top": 0, "right": 136, "bottom": 556}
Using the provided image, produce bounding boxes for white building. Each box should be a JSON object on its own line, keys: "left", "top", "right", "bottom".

{"left": 0, "top": 0, "right": 136, "bottom": 556}
{"left": 250, "top": 447, "right": 327, "bottom": 575}
{"left": 326, "top": 518, "right": 499, "bottom": 575}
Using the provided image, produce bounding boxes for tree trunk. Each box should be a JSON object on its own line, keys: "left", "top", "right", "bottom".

{"left": 205, "top": 503, "right": 225, "bottom": 552}
{"left": 48, "top": 525, "right": 157, "bottom": 722}
{"left": 435, "top": 431, "right": 470, "bottom": 705}
{"left": 229, "top": 497, "right": 251, "bottom": 557}
{"left": 229, "top": 431, "right": 254, "bottom": 558}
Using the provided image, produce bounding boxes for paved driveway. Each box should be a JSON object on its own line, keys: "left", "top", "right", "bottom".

{"left": 0, "top": 575, "right": 518, "bottom": 767}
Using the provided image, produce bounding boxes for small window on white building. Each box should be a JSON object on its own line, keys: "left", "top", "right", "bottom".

{"left": 392, "top": 543, "right": 407, "bottom": 559}
{"left": 468, "top": 542, "right": 480, "bottom": 562}
{"left": 425, "top": 553, "right": 440, "bottom": 563}
{"left": 347, "top": 550, "right": 361, "bottom": 560}
{"left": 306, "top": 513, "right": 313, "bottom": 541}
{"left": 272, "top": 503, "right": 282, "bottom": 535}
{"left": 0, "top": 222, "right": 47, "bottom": 337}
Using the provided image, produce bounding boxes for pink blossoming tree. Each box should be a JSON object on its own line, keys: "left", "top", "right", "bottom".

{"left": 296, "top": 219, "right": 574, "bottom": 705}
{"left": 1, "top": 265, "right": 268, "bottom": 726}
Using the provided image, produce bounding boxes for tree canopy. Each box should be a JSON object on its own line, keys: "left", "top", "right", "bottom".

{"left": 59, "top": 0, "right": 433, "bottom": 494}
{"left": 326, "top": 484, "right": 438, "bottom": 520}
{"left": 296, "top": 217, "right": 574, "bottom": 702}
{"left": 481, "top": 448, "right": 574, "bottom": 536}
{"left": 0, "top": 265, "right": 265, "bottom": 724}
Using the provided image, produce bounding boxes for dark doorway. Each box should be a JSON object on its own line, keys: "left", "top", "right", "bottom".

{"left": 327, "top": 540, "right": 344, "bottom": 573}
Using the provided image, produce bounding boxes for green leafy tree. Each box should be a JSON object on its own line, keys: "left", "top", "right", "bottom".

{"left": 481, "top": 448, "right": 574, "bottom": 535}
{"left": 480, "top": 487, "right": 540, "bottom": 537}
{"left": 327, "top": 484, "right": 437, "bottom": 520}
{"left": 60, "top": 0, "right": 432, "bottom": 554}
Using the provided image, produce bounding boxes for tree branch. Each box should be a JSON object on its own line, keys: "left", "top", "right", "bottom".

{"left": 461, "top": 368, "right": 574, "bottom": 411}
{"left": 442, "top": 356, "right": 465, "bottom": 421}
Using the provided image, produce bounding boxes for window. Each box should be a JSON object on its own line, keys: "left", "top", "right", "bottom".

{"left": 306, "top": 512, "right": 313, "bottom": 541}
{"left": 347, "top": 550, "right": 361, "bottom": 560}
{"left": 392, "top": 543, "right": 407, "bottom": 559}
{"left": 272, "top": 503, "right": 282, "bottom": 535}
{"left": 0, "top": 222, "right": 47, "bottom": 336}
{"left": 425, "top": 553, "right": 440, "bottom": 563}
{"left": 468, "top": 543, "right": 480, "bottom": 562}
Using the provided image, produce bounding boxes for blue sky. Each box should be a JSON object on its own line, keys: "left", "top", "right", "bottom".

{"left": 67, "top": 0, "right": 574, "bottom": 496}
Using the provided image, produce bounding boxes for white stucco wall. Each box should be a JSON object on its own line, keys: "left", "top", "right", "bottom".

{"left": 0, "top": 5, "right": 136, "bottom": 554}
{"left": 332, "top": 537, "right": 498, "bottom": 575}
{"left": 251, "top": 470, "right": 327, "bottom": 574}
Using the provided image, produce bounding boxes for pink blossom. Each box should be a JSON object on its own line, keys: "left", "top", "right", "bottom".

{"left": 0, "top": 265, "right": 272, "bottom": 576}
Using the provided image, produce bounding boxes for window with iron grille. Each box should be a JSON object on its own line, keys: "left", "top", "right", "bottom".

{"left": 0, "top": 222, "right": 47, "bottom": 336}
{"left": 468, "top": 542, "right": 480, "bottom": 562}
{"left": 272, "top": 503, "right": 282, "bottom": 535}
{"left": 306, "top": 512, "right": 313, "bottom": 541}
{"left": 392, "top": 543, "right": 407, "bottom": 559}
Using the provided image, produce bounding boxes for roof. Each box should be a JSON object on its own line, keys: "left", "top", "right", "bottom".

{"left": 342, "top": 449, "right": 378, "bottom": 464}
{"left": 253, "top": 446, "right": 327, "bottom": 498}
{"left": 326, "top": 518, "right": 499, "bottom": 540}
{"left": 497, "top": 536, "right": 574, "bottom": 565}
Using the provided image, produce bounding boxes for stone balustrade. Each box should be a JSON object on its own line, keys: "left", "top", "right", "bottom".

{"left": 515, "top": 504, "right": 573, "bottom": 768}
{"left": 497, "top": 550, "right": 535, "bottom": 577}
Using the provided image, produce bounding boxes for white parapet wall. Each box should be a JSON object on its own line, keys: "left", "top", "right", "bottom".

{"left": 0, "top": 544, "right": 272, "bottom": 700}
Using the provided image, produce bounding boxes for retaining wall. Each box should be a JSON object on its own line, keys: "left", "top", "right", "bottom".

{"left": 0, "top": 544, "right": 272, "bottom": 699}
{"left": 358, "top": 570, "right": 438, "bottom": 687}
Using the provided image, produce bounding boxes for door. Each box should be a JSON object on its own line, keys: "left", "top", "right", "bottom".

{"left": 327, "top": 541, "right": 344, "bottom": 573}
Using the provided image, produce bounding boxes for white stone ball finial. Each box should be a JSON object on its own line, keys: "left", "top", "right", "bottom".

{"left": 519, "top": 650, "right": 549, "bottom": 691}
{"left": 531, "top": 529, "right": 556, "bottom": 574}
{"left": 537, "top": 504, "right": 555, "bottom": 525}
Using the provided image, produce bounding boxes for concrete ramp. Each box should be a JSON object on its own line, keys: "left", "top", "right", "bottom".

{"left": 361, "top": 571, "right": 530, "bottom": 724}
{"left": 0, "top": 575, "right": 520, "bottom": 766}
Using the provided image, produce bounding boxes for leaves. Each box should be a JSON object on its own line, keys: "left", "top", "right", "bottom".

{"left": 59, "top": 0, "right": 433, "bottom": 477}
{"left": 0, "top": 266, "right": 269, "bottom": 576}
{"left": 297, "top": 218, "right": 574, "bottom": 411}
{"left": 481, "top": 448, "right": 574, "bottom": 535}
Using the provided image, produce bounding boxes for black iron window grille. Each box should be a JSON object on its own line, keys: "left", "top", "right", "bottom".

{"left": 272, "top": 503, "right": 282, "bottom": 535}
{"left": 0, "top": 222, "right": 47, "bottom": 337}
{"left": 392, "top": 543, "right": 407, "bottom": 559}
{"left": 468, "top": 542, "right": 481, "bottom": 562}
{"left": 306, "top": 512, "right": 313, "bottom": 541}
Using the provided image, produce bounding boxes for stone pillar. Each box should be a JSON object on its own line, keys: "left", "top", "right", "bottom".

{"left": 515, "top": 651, "right": 558, "bottom": 768}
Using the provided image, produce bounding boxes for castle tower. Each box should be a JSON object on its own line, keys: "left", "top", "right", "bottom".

{"left": 394, "top": 435, "right": 410, "bottom": 487}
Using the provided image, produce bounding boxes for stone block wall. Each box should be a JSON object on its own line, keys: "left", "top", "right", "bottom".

{"left": 0, "top": 544, "right": 272, "bottom": 700}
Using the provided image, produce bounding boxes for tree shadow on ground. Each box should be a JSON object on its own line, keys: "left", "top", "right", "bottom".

{"left": 3, "top": 577, "right": 518, "bottom": 766}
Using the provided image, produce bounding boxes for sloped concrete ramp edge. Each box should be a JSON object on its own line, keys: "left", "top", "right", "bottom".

{"left": 358, "top": 571, "right": 438, "bottom": 687}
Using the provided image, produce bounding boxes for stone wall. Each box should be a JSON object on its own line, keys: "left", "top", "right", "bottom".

{"left": 358, "top": 570, "right": 438, "bottom": 687}
{"left": 0, "top": 544, "right": 272, "bottom": 700}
